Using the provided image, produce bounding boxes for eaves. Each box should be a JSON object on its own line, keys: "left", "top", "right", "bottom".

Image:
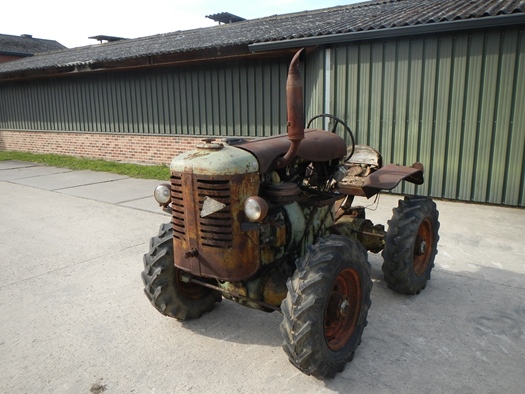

{"left": 249, "top": 13, "right": 525, "bottom": 52}
{"left": 0, "top": 51, "right": 32, "bottom": 57}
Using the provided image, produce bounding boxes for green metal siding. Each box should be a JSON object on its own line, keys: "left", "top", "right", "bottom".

{"left": 304, "top": 48, "right": 325, "bottom": 121}
{"left": 330, "top": 27, "right": 525, "bottom": 206}
{"left": 0, "top": 59, "right": 290, "bottom": 137}
{"left": 1, "top": 27, "right": 525, "bottom": 206}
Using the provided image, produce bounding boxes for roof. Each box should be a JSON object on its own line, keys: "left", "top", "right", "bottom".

{"left": 0, "top": 33, "right": 66, "bottom": 57}
{"left": 0, "top": 0, "right": 524, "bottom": 79}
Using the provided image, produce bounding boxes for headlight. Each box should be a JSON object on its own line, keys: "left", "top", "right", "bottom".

{"left": 244, "top": 196, "right": 268, "bottom": 222}
{"left": 154, "top": 183, "right": 171, "bottom": 206}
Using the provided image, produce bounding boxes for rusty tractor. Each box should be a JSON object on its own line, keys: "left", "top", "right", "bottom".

{"left": 142, "top": 48, "right": 440, "bottom": 378}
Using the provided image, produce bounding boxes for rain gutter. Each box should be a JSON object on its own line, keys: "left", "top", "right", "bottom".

{"left": 0, "top": 51, "right": 32, "bottom": 57}
{"left": 249, "top": 14, "right": 525, "bottom": 52}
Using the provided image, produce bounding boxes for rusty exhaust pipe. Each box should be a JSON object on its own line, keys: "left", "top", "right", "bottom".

{"left": 276, "top": 48, "right": 305, "bottom": 169}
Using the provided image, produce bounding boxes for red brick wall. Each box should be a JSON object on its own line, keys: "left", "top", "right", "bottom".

{"left": 0, "top": 130, "right": 210, "bottom": 165}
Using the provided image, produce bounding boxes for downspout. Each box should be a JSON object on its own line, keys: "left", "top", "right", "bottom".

{"left": 324, "top": 47, "right": 331, "bottom": 130}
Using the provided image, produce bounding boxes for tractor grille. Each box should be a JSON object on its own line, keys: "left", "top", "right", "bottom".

{"left": 196, "top": 179, "right": 232, "bottom": 248}
{"left": 170, "top": 175, "right": 186, "bottom": 240}
{"left": 170, "top": 170, "right": 260, "bottom": 281}
{"left": 170, "top": 174, "right": 233, "bottom": 249}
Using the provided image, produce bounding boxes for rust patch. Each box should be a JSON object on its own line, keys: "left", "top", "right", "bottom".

{"left": 171, "top": 171, "right": 261, "bottom": 281}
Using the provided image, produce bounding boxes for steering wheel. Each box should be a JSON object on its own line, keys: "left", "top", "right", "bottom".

{"left": 307, "top": 114, "right": 355, "bottom": 161}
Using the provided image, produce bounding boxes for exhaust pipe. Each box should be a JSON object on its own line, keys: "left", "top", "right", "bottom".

{"left": 276, "top": 48, "right": 305, "bottom": 169}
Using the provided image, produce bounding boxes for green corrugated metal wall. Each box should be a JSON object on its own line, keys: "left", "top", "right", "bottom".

{"left": 328, "top": 27, "right": 525, "bottom": 206}
{"left": 1, "top": 27, "right": 524, "bottom": 206}
{"left": 0, "top": 58, "right": 290, "bottom": 137}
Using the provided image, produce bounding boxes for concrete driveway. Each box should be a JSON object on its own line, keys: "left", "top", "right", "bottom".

{"left": 1, "top": 160, "right": 524, "bottom": 393}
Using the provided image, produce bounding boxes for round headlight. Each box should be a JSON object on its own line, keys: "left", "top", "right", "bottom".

{"left": 244, "top": 196, "right": 268, "bottom": 222}
{"left": 154, "top": 183, "right": 171, "bottom": 206}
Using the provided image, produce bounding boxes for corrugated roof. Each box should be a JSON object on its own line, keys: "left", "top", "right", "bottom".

{"left": 0, "top": 34, "right": 66, "bottom": 56}
{"left": 0, "top": 0, "right": 524, "bottom": 76}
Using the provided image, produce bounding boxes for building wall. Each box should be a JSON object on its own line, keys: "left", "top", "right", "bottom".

{"left": 1, "top": 27, "right": 524, "bottom": 206}
{"left": 0, "top": 130, "right": 204, "bottom": 165}
{"left": 0, "top": 58, "right": 290, "bottom": 137}
{"left": 328, "top": 27, "right": 525, "bottom": 206}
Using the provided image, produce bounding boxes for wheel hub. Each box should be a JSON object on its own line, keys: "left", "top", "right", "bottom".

{"left": 339, "top": 299, "right": 350, "bottom": 319}
{"left": 413, "top": 219, "right": 433, "bottom": 277}
{"left": 326, "top": 293, "right": 350, "bottom": 320}
{"left": 415, "top": 237, "right": 427, "bottom": 255}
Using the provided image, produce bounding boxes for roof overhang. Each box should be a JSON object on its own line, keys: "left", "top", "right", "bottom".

{"left": 249, "top": 13, "right": 525, "bottom": 52}
{"left": 0, "top": 45, "right": 294, "bottom": 82}
{"left": 0, "top": 51, "right": 32, "bottom": 57}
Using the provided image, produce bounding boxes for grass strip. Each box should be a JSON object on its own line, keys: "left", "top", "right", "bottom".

{"left": 0, "top": 151, "right": 170, "bottom": 180}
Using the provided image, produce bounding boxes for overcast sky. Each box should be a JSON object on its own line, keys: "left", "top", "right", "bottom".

{"left": 4, "top": 0, "right": 362, "bottom": 49}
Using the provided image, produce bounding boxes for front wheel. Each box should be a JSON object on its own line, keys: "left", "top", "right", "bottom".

{"left": 382, "top": 196, "right": 440, "bottom": 295}
{"left": 142, "top": 223, "right": 221, "bottom": 320}
{"left": 280, "top": 235, "right": 372, "bottom": 378}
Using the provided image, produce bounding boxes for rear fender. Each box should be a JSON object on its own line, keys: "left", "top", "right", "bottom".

{"left": 338, "top": 163, "right": 424, "bottom": 198}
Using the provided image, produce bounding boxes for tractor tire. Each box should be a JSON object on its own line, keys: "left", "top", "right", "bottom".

{"left": 382, "top": 196, "right": 440, "bottom": 295}
{"left": 280, "top": 235, "right": 372, "bottom": 378}
{"left": 142, "top": 223, "right": 221, "bottom": 320}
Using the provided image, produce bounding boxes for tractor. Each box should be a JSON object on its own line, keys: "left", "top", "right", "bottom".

{"left": 142, "top": 48, "right": 439, "bottom": 378}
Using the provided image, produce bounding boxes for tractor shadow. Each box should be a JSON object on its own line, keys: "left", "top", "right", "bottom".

{"left": 178, "top": 253, "right": 392, "bottom": 351}
{"left": 180, "top": 298, "right": 284, "bottom": 348}
{"left": 324, "top": 262, "right": 525, "bottom": 391}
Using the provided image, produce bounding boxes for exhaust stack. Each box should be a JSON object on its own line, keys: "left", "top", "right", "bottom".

{"left": 276, "top": 48, "right": 305, "bottom": 168}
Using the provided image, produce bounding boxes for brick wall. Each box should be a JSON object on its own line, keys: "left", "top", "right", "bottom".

{"left": 0, "top": 130, "right": 209, "bottom": 165}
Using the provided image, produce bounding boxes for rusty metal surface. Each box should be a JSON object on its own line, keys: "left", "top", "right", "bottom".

{"left": 276, "top": 48, "right": 305, "bottom": 168}
{"left": 331, "top": 216, "right": 385, "bottom": 253}
{"left": 171, "top": 172, "right": 261, "bottom": 281}
{"left": 236, "top": 129, "right": 347, "bottom": 172}
{"left": 264, "top": 182, "right": 301, "bottom": 204}
{"left": 338, "top": 163, "right": 424, "bottom": 198}
{"left": 286, "top": 49, "right": 305, "bottom": 142}
{"left": 190, "top": 278, "right": 281, "bottom": 311}
{"left": 345, "top": 144, "right": 382, "bottom": 168}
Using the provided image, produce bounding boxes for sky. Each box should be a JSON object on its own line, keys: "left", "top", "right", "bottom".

{"left": 4, "top": 0, "right": 362, "bottom": 49}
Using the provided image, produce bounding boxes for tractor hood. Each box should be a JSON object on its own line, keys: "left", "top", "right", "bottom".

{"left": 170, "top": 140, "right": 259, "bottom": 175}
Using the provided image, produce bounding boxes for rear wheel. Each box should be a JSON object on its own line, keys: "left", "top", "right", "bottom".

{"left": 382, "top": 196, "right": 440, "bottom": 295}
{"left": 280, "top": 235, "right": 372, "bottom": 378}
{"left": 142, "top": 223, "right": 221, "bottom": 320}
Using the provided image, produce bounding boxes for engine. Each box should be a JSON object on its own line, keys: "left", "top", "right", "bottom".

{"left": 153, "top": 134, "right": 346, "bottom": 310}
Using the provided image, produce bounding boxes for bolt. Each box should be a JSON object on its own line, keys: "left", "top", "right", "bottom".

{"left": 184, "top": 248, "right": 199, "bottom": 258}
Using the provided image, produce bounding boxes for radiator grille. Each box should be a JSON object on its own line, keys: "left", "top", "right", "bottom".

{"left": 170, "top": 174, "right": 233, "bottom": 249}
{"left": 170, "top": 175, "right": 186, "bottom": 240}
{"left": 197, "top": 179, "right": 232, "bottom": 248}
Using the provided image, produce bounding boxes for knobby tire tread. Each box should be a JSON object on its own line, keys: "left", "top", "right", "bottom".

{"left": 142, "top": 223, "right": 221, "bottom": 320}
{"left": 280, "top": 235, "right": 372, "bottom": 378}
{"left": 382, "top": 197, "right": 440, "bottom": 295}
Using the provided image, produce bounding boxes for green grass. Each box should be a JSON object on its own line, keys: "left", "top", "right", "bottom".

{"left": 0, "top": 151, "right": 171, "bottom": 180}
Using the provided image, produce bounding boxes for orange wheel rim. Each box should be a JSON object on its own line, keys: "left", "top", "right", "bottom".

{"left": 324, "top": 268, "right": 362, "bottom": 351}
{"left": 413, "top": 218, "right": 433, "bottom": 277}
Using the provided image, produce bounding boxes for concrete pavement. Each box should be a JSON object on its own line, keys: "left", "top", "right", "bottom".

{"left": 0, "top": 160, "right": 524, "bottom": 393}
